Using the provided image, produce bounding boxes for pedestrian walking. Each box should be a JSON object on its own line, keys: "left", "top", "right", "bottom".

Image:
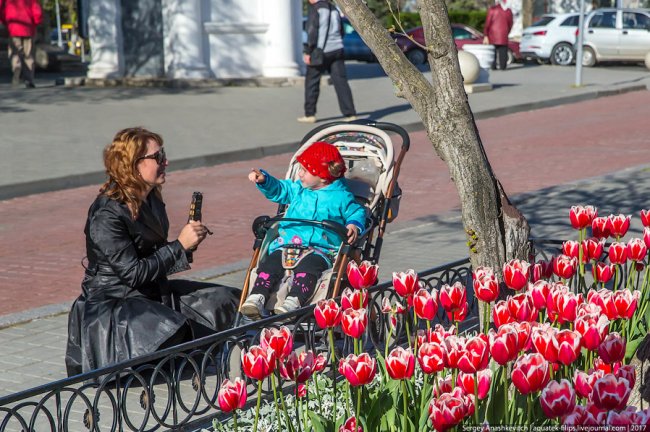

{"left": 299, "top": 0, "right": 357, "bottom": 124}
{"left": 483, "top": 0, "right": 513, "bottom": 71}
{"left": 0, "top": 0, "right": 42, "bottom": 88}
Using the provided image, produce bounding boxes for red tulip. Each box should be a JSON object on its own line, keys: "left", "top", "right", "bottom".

{"left": 616, "top": 364, "right": 636, "bottom": 390}
{"left": 217, "top": 377, "right": 247, "bottom": 413}
{"left": 341, "top": 308, "right": 367, "bottom": 339}
{"left": 570, "top": 205, "right": 597, "bottom": 230}
{"left": 612, "top": 289, "right": 640, "bottom": 319}
{"left": 529, "top": 280, "right": 551, "bottom": 310}
{"left": 562, "top": 240, "right": 581, "bottom": 260}
{"left": 552, "top": 254, "right": 577, "bottom": 280}
{"left": 531, "top": 325, "right": 559, "bottom": 363}
{"left": 627, "top": 238, "right": 647, "bottom": 262}
{"left": 503, "top": 259, "right": 531, "bottom": 291}
{"left": 574, "top": 369, "right": 604, "bottom": 399}
{"left": 260, "top": 326, "right": 293, "bottom": 360}
{"left": 587, "top": 289, "right": 617, "bottom": 320}
{"left": 386, "top": 346, "right": 415, "bottom": 380}
{"left": 641, "top": 209, "right": 650, "bottom": 227}
{"left": 591, "top": 216, "right": 611, "bottom": 239}
{"left": 630, "top": 408, "right": 650, "bottom": 425}
{"left": 598, "top": 332, "right": 625, "bottom": 364}
{"left": 347, "top": 260, "right": 378, "bottom": 289}
{"left": 443, "top": 335, "right": 466, "bottom": 369}
{"left": 417, "top": 342, "right": 445, "bottom": 374}
{"left": 607, "top": 214, "right": 631, "bottom": 238}
{"left": 488, "top": 325, "right": 519, "bottom": 365}
{"left": 341, "top": 287, "right": 368, "bottom": 310}
{"left": 439, "top": 282, "right": 467, "bottom": 319}
{"left": 532, "top": 259, "right": 554, "bottom": 282}
{"left": 472, "top": 266, "right": 500, "bottom": 303}
{"left": 339, "top": 416, "right": 363, "bottom": 432}
{"left": 447, "top": 301, "right": 468, "bottom": 322}
{"left": 338, "top": 353, "right": 377, "bottom": 386}
{"left": 492, "top": 300, "right": 514, "bottom": 328}
{"left": 280, "top": 351, "right": 315, "bottom": 383}
{"left": 456, "top": 334, "right": 489, "bottom": 374}
{"left": 592, "top": 357, "right": 614, "bottom": 374}
{"left": 644, "top": 227, "right": 650, "bottom": 249}
{"left": 241, "top": 345, "right": 276, "bottom": 381}
{"left": 313, "top": 352, "right": 327, "bottom": 373}
{"left": 512, "top": 353, "right": 551, "bottom": 395}
{"left": 555, "top": 329, "right": 582, "bottom": 366}
{"left": 607, "top": 410, "right": 634, "bottom": 426}
{"left": 609, "top": 242, "right": 628, "bottom": 264}
{"left": 428, "top": 393, "right": 468, "bottom": 431}
{"left": 427, "top": 324, "right": 457, "bottom": 345}
{"left": 591, "top": 373, "right": 632, "bottom": 410}
{"left": 583, "top": 237, "right": 605, "bottom": 261}
{"left": 457, "top": 369, "right": 492, "bottom": 400}
{"left": 540, "top": 379, "right": 577, "bottom": 419}
{"left": 576, "top": 302, "right": 602, "bottom": 318}
{"left": 547, "top": 284, "right": 582, "bottom": 324}
{"left": 392, "top": 269, "right": 419, "bottom": 299}
{"left": 413, "top": 288, "right": 438, "bottom": 320}
{"left": 592, "top": 261, "right": 615, "bottom": 284}
{"left": 575, "top": 314, "right": 609, "bottom": 351}
{"left": 296, "top": 383, "right": 307, "bottom": 398}
{"left": 507, "top": 293, "right": 537, "bottom": 322}
{"left": 314, "top": 299, "right": 342, "bottom": 329}
{"left": 564, "top": 405, "right": 601, "bottom": 426}
{"left": 511, "top": 321, "right": 533, "bottom": 352}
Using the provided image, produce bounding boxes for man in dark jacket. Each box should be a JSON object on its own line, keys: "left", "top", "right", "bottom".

{"left": 0, "top": 0, "right": 42, "bottom": 87}
{"left": 483, "top": 0, "right": 513, "bottom": 70}
{"left": 299, "top": 0, "right": 357, "bottom": 124}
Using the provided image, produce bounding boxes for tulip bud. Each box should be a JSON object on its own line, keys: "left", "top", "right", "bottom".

{"left": 386, "top": 346, "right": 415, "bottom": 380}
{"left": 314, "top": 299, "right": 342, "bottom": 329}
{"left": 217, "top": 377, "right": 247, "bottom": 413}
{"left": 503, "top": 259, "right": 531, "bottom": 291}
{"left": 347, "top": 261, "right": 378, "bottom": 290}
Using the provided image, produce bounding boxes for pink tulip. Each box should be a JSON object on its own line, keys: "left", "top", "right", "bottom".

{"left": 492, "top": 300, "right": 514, "bottom": 328}
{"left": 564, "top": 405, "right": 601, "bottom": 426}
{"left": 417, "top": 342, "right": 445, "bottom": 374}
{"left": 347, "top": 260, "right": 378, "bottom": 290}
{"left": 428, "top": 393, "right": 468, "bottom": 431}
{"left": 591, "top": 373, "right": 632, "bottom": 410}
{"left": 341, "top": 308, "right": 367, "bottom": 339}
{"left": 644, "top": 227, "right": 650, "bottom": 249}
{"left": 443, "top": 335, "right": 466, "bottom": 369}
{"left": 562, "top": 240, "right": 581, "bottom": 259}
{"left": 314, "top": 299, "right": 342, "bottom": 329}
{"left": 472, "top": 266, "right": 500, "bottom": 303}
{"left": 426, "top": 324, "right": 457, "bottom": 344}
{"left": 456, "top": 334, "right": 489, "bottom": 374}
{"left": 540, "top": 379, "right": 576, "bottom": 419}
{"left": 339, "top": 416, "right": 363, "bottom": 432}
{"left": 503, "top": 259, "right": 531, "bottom": 291}
{"left": 392, "top": 269, "right": 419, "bottom": 299}
{"left": 531, "top": 325, "right": 559, "bottom": 363}
{"left": 608, "top": 242, "right": 628, "bottom": 264}
{"left": 413, "top": 288, "right": 438, "bottom": 320}
{"left": 529, "top": 280, "right": 551, "bottom": 310}
{"left": 457, "top": 369, "right": 492, "bottom": 400}
{"left": 313, "top": 352, "right": 328, "bottom": 373}
{"left": 612, "top": 289, "right": 640, "bottom": 319}
{"left": 512, "top": 353, "right": 551, "bottom": 395}
{"left": 582, "top": 237, "right": 605, "bottom": 261}
{"left": 607, "top": 214, "right": 631, "bottom": 238}
{"left": 507, "top": 293, "right": 537, "bottom": 322}
{"left": 241, "top": 345, "right": 276, "bottom": 381}
{"left": 627, "top": 238, "right": 647, "bottom": 262}
{"left": 552, "top": 254, "right": 577, "bottom": 280}
{"left": 587, "top": 289, "right": 617, "bottom": 320}
{"left": 217, "top": 377, "right": 247, "bottom": 413}
{"left": 592, "top": 261, "right": 615, "bottom": 284}
{"left": 280, "top": 351, "right": 315, "bottom": 383}
{"left": 555, "top": 329, "right": 582, "bottom": 366}
{"left": 574, "top": 369, "right": 604, "bottom": 399}
{"left": 511, "top": 321, "right": 532, "bottom": 352}
{"left": 575, "top": 314, "right": 609, "bottom": 351}
{"left": 260, "top": 326, "right": 293, "bottom": 360}
{"left": 598, "top": 332, "right": 625, "bottom": 364}
{"left": 338, "top": 353, "right": 376, "bottom": 386}
{"left": 488, "top": 325, "right": 519, "bottom": 365}
{"left": 341, "top": 287, "right": 368, "bottom": 310}
{"left": 570, "top": 205, "right": 597, "bottom": 230}
{"left": 641, "top": 209, "right": 650, "bottom": 227}
{"left": 616, "top": 364, "right": 636, "bottom": 390}
{"left": 385, "top": 346, "right": 415, "bottom": 380}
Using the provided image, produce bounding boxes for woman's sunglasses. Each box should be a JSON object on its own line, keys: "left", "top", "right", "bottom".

{"left": 138, "top": 148, "right": 167, "bottom": 165}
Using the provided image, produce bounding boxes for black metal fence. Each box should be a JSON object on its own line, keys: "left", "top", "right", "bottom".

{"left": 0, "top": 258, "right": 475, "bottom": 432}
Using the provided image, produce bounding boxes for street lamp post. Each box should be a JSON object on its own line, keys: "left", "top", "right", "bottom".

{"left": 55, "top": 0, "right": 63, "bottom": 49}
{"left": 574, "top": 0, "right": 586, "bottom": 87}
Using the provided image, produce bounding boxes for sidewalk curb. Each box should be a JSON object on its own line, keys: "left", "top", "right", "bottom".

{"left": 0, "top": 84, "right": 646, "bottom": 201}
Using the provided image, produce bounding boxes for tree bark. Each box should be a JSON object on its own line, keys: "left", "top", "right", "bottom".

{"left": 335, "top": 0, "right": 530, "bottom": 276}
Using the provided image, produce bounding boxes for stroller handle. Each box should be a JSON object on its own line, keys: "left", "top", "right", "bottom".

{"left": 300, "top": 120, "right": 410, "bottom": 152}
{"left": 263, "top": 216, "right": 350, "bottom": 244}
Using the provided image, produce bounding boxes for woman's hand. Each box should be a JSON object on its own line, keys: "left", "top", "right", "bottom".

{"left": 346, "top": 224, "right": 359, "bottom": 244}
{"left": 483, "top": 36, "right": 489, "bottom": 45}
{"left": 178, "top": 220, "right": 210, "bottom": 251}
{"left": 248, "top": 168, "right": 266, "bottom": 184}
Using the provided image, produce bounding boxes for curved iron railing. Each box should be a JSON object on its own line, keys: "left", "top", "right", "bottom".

{"left": 0, "top": 258, "right": 475, "bottom": 432}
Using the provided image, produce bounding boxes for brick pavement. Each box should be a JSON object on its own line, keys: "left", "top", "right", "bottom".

{"left": 1, "top": 90, "right": 650, "bottom": 318}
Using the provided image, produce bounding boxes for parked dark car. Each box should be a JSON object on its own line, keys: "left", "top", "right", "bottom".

{"left": 393, "top": 24, "right": 522, "bottom": 65}
{"left": 302, "top": 16, "right": 376, "bottom": 63}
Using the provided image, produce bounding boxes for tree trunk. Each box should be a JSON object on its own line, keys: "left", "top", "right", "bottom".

{"left": 335, "top": 0, "right": 530, "bottom": 275}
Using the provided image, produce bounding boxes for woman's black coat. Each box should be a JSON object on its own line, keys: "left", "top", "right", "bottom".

{"left": 65, "top": 192, "right": 239, "bottom": 376}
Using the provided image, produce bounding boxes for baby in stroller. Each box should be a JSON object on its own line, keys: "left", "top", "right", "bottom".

{"left": 241, "top": 141, "right": 367, "bottom": 319}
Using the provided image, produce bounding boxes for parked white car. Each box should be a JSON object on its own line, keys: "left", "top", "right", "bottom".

{"left": 582, "top": 8, "right": 650, "bottom": 66}
{"left": 520, "top": 13, "right": 580, "bottom": 66}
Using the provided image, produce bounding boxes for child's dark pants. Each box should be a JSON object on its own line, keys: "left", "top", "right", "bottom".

{"left": 251, "top": 250, "right": 330, "bottom": 305}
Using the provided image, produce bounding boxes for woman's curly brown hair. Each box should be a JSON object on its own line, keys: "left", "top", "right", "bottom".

{"left": 99, "top": 127, "right": 164, "bottom": 219}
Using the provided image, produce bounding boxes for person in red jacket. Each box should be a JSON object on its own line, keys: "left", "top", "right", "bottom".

{"left": 0, "top": 0, "right": 42, "bottom": 87}
{"left": 483, "top": 0, "right": 513, "bottom": 71}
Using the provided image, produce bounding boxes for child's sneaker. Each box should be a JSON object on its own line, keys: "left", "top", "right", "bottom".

{"left": 241, "top": 293, "right": 266, "bottom": 320}
{"left": 274, "top": 296, "right": 302, "bottom": 315}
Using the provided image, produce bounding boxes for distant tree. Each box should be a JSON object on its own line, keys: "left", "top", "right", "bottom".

{"left": 337, "top": 0, "right": 531, "bottom": 282}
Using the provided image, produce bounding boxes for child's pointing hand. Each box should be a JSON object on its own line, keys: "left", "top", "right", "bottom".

{"left": 248, "top": 168, "right": 266, "bottom": 184}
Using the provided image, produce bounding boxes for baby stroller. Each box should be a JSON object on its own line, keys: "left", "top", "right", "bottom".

{"left": 236, "top": 120, "right": 410, "bottom": 322}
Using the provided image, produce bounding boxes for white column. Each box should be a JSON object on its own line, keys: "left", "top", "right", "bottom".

{"left": 261, "top": 0, "right": 302, "bottom": 77}
{"left": 162, "top": 0, "right": 211, "bottom": 79}
{"left": 86, "top": 0, "right": 124, "bottom": 79}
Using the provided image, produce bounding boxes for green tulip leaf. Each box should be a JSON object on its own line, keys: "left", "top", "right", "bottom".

{"left": 307, "top": 411, "right": 328, "bottom": 432}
